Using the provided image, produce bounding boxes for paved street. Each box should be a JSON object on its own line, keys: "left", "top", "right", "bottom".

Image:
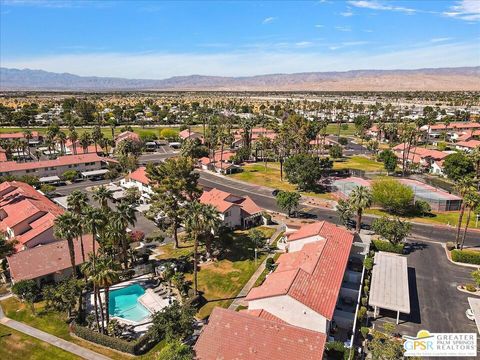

{"left": 373, "top": 241, "right": 477, "bottom": 338}
{"left": 198, "top": 170, "right": 480, "bottom": 247}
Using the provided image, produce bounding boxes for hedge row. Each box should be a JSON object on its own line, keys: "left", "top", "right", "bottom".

{"left": 451, "top": 249, "right": 480, "bottom": 265}
{"left": 72, "top": 324, "right": 157, "bottom": 355}
{"left": 372, "top": 239, "right": 404, "bottom": 254}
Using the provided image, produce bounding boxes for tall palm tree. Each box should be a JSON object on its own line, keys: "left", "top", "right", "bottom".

{"left": 79, "top": 132, "right": 91, "bottom": 154}
{"left": 23, "top": 129, "right": 32, "bottom": 160}
{"left": 349, "top": 186, "right": 373, "bottom": 233}
{"left": 184, "top": 201, "right": 220, "bottom": 296}
{"left": 92, "top": 185, "right": 114, "bottom": 212}
{"left": 460, "top": 191, "right": 480, "bottom": 250}
{"left": 54, "top": 212, "right": 78, "bottom": 277}
{"left": 67, "top": 190, "right": 89, "bottom": 261}
{"left": 84, "top": 207, "right": 106, "bottom": 263}
{"left": 68, "top": 129, "right": 79, "bottom": 155}
{"left": 113, "top": 202, "right": 137, "bottom": 268}
{"left": 95, "top": 256, "right": 121, "bottom": 328}
{"left": 455, "top": 178, "right": 476, "bottom": 248}
{"left": 468, "top": 147, "right": 480, "bottom": 180}
{"left": 81, "top": 257, "right": 102, "bottom": 332}
{"left": 57, "top": 131, "right": 67, "bottom": 155}
{"left": 199, "top": 204, "right": 220, "bottom": 260}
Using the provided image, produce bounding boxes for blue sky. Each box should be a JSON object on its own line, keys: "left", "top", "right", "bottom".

{"left": 1, "top": 0, "right": 479, "bottom": 79}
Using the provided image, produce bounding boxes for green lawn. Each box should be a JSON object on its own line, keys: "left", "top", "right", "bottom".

{"left": 333, "top": 156, "right": 386, "bottom": 172}
{"left": 0, "top": 324, "right": 80, "bottom": 360}
{"left": 0, "top": 298, "right": 163, "bottom": 359}
{"left": 157, "top": 226, "right": 274, "bottom": 319}
{"left": 0, "top": 126, "right": 180, "bottom": 140}
{"left": 325, "top": 123, "right": 356, "bottom": 136}
{"left": 229, "top": 163, "right": 335, "bottom": 200}
{"left": 366, "top": 208, "right": 480, "bottom": 229}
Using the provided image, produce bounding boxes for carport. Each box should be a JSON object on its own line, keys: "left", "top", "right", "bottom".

{"left": 39, "top": 175, "right": 61, "bottom": 184}
{"left": 81, "top": 169, "right": 109, "bottom": 179}
{"left": 369, "top": 251, "right": 410, "bottom": 324}
{"left": 468, "top": 297, "right": 480, "bottom": 334}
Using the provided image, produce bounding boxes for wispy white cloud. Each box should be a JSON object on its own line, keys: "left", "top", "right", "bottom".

{"left": 3, "top": 42, "right": 478, "bottom": 79}
{"left": 430, "top": 37, "right": 453, "bottom": 43}
{"left": 443, "top": 0, "right": 480, "bottom": 21}
{"left": 295, "top": 41, "right": 314, "bottom": 48}
{"left": 348, "top": 1, "right": 417, "bottom": 14}
{"left": 1, "top": 0, "right": 112, "bottom": 8}
{"left": 335, "top": 26, "right": 352, "bottom": 32}
{"left": 262, "top": 16, "right": 277, "bottom": 24}
{"left": 340, "top": 10, "right": 354, "bottom": 17}
{"left": 329, "top": 41, "right": 369, "bottom": 50}
{"left": 314, "top": 24, "right": 324, "bottom": 28}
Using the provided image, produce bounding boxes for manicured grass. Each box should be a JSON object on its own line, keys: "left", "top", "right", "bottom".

{"left": 229, "top": 163, "right": 335, "bottom": 200}
{"left": 0, "top": 298, "right": 162, "bottom": 359}
{"left": 0, "top": 126, "right": 180, "bottom": 140}
{"left": 0, "top": 324, "right": 80, "bottom": 360}
{"left": 333, "top": 156, "right": 385, "bottom": 172}
{"left": 157, "top": 227, "right": 274, "bottom": 319}
{"left": 366, "top": 208, "right": 480, "bottom": 229}
{"left": 325, "top": 123, "right": 356, "bottom": 136}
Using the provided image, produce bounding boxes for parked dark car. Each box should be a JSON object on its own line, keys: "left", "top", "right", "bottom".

{"left": 272, "top": 189, "right": 281, "bottom": 196}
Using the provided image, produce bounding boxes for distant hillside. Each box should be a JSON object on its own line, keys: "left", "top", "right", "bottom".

{"left": 1, "top": 66, "right": 479, "bottom": 91}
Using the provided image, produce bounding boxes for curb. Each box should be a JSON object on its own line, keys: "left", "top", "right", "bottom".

{"left": 443, "top": 244, "right": 480, "bottom": 269}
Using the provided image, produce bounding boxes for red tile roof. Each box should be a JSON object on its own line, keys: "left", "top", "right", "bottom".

{"left": 240, "top": 309, "right": 287, "bottom": 324}
{"left": 194, "top": 307, "right": 325, "bottom": 360}
{"left": 0, "top": 153, "right": 106, "bottom": 173}
{"left": 246, "top": 221, "right": 353, "bottom": 320}
{"left": 126, "top": 166, "right": 150, "bottom": 185}
{"left": 429, "top": 122, "right": 480, "bottom": 131}
{"left": 457, "top": 140, "right": 480, "bottom": 149}
{"left": 7, "top": 236, "right": 95, "bottom": 282}
{"left": 115, "top": 131, "right": 140, "bottom": 143}
{"left": 287, "top": 221, "right": 328, "bottom": 242}
{"left": 392, "top": 145, "right": 448, "bottom": 161}
{"left": 0, "top": 131, "right": 40, "bottom": 140}
{"left": 0, "top": 147, "right": 7, "bottom": 162}
{"left": 0, "top": 182, "right": 64, "bottom": 247}
{"left": 200, "top": 188, "right": 262, "bottom": 215}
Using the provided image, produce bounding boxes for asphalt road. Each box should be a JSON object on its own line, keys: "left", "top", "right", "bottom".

{"left": 198, "top": 171, "right": 480, "bottom": 247}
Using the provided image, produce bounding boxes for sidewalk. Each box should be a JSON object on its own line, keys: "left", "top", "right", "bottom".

{"left": 0, "top": 304, "right": 110, "bottom": 360}
{"left": 228, "top": 225, "right": 284, "bottom": 310}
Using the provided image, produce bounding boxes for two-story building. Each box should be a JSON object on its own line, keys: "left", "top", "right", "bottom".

{"left": 119, "top": 166, "right": 153, "bottom": 203}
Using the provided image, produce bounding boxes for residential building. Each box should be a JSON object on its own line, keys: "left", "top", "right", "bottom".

{"left": 120, "top": 166, "right": 153, "bottom": 203}
{"left": 392, "top": 144, "right": 449, "bottom": 173}
{"left": 178, "top": 129, "right": 203, "bottom": 142}
{"left": 194, "top": 307, "right": 326, "bottom": 360}
{"left": 199, "top": 188, "right": 263, "bottom": 228}
{"left": 0, "top": 153, "right": 110, "bottom": 179}
{"left": 0, "top": 146, "right": 7, "bottom": 162}
{"left": 7, "top": 237, "right": 95, "bottom": 285}
{"left": 199, "top": 150, "right": 237, "bottom": 174}
{"left": 62, "top": 139, "right": 105, "bottom": 155}
{"left": 231, "top": 127, "right": 277, "bottom": 149}
{"left": 0, "top": 181, "right": 64, "bottom": 250}
{"left": 422, "top": 122, "right": 480, "bottom": 140}
{"left": 115, "top": 131, "right": 141, "bottom": 146}
{"left": 456, "top": 140, "right": 480, "bottom": 152}
{"left": 246, "top": 221, "right": 360, "bottom": 335}
{"left": 0, "top": 131, "right": 41, "bottom": 144}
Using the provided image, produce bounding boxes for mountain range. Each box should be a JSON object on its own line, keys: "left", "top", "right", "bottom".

{"left": 1, "top": 66, "right": 479, "bottom": 91}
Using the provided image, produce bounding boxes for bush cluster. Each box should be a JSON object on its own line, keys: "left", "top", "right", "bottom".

{"left": 372, "top": 239, "right": 404, "bottom": 254}
{"left": 451, "top": 249, "right": 480, "bottom": 265}
{"left": 72, "top": 324, "right": 156, "bottom": 355}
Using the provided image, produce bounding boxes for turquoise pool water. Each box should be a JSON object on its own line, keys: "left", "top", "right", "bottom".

{"left": 109, "top": 284, "right": 150, "bottom": 322}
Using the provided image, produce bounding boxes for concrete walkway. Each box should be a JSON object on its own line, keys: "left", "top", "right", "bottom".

{"left": 228, "top": 225, "right": 285, "bottom": 310}
{"left": 0, "top": 304, "right": 111, "bottom": 360}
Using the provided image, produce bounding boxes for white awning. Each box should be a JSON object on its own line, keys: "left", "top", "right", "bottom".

{"left": 39, "top": 175, "right": 61, "bottom": 183}
{"left": 369, "top": 251, "right": 410, "bottom": 314}
{"left": 468, "top": 297, "right": 480, "bottom": 334}
{"left": 81, "top": 169, "right": 109, "bottom": 177}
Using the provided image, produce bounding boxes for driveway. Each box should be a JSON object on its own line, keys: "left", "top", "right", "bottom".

{"left": 372, "top": 241, "right": 478, "bottom": 337}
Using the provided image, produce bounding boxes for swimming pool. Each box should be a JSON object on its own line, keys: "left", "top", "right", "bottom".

{"left": 109, "top": 284, "right": 151, "bottom": 322}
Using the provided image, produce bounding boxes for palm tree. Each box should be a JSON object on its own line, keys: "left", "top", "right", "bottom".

{"left": 81, "top": 257, "right": 102, "bottom": 332}
{"left": 112, "top": 201, "right": 137, "bottom": 268}
{"left": 468, "top": 147, "right": 480, "bottom": 180}
{"left": 68, "top": 129, "right": 79, "bottom": 155}
{"left": 57, "top": 131, "right": 67, "bottom": 155}
{"left": 84, "top": 207, "right": 106, "bottom": 263}
{"left": 184, "top": 201, "right": 219, "bottom": 296}
{"left": 95, "top": 256, "right": 121, "bottom": 328}
{"left": 54, "top": 212, "right": 78, "bottom": 277}
{"left": 92, "top": 185, "right": 114, "bottom": 212}
{"left": 79, "top": 132, "right": 91, "bottom": 154}
{"left": 454, "top": 178, "right": 476, "bottom": 248}
{"left": 23, "top": 129, "right": 32, "bottom": 159}
{"left": 67, "top": 190, "right": 89, "bottom": 261}
{"left": 199, "top": 204, "right": 220, "bottom": 259}
{"left": 460, "top": 191, "right": 480, "bottom": 250}
{"left": 349, "top": 186, "right": 373, "bottom": 232}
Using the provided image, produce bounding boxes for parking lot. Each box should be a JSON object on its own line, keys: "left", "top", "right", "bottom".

{"left": 372, "top": 241, "right": 478, "bottom": 338}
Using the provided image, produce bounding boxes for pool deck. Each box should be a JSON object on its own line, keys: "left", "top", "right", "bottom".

{"left": 87, "top": 274, "right": 175, "bottom": 333}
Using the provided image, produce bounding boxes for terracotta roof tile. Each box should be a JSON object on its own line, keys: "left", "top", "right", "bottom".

{"left": 126, "top": 167, "right": 150, "bottom": 185}
{"left": 194, "top": 308, "right": 325, "bottom": 360}
{"left": 0, "top": 153, "right": 106, "bottom": 173}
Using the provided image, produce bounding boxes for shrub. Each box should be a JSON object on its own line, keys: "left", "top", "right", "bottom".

{"left": 361, "top": 297, "right": 368, "bottom": 306}
{"left": 415, "top": 200, "right": 431, "bottom": 216}
{"left": 338, "top": 137, "right": 348, "bottom": 146}
{"left": 465, "top": 284, "right": 477, "bottom": 292}
{"left": 363, "top": 285, "right": 369, "bottom": 295}
{"left": 357, "top": 306, "right": 367, "bottom": 320}
{"left": 266, "top": 257, "right": 276, "bottom": 271}
{"left": 446, "top": 242, "right": 456, "bottom": 251}
{"left": 451, "top": 249, "right": 480, "bottom": 265}
{"left": 360, "top": 326, "right": 370, "bottom": 339}
{"left": 371, "top": 179, "right": 414, "bottom": 215}
{"left": 62, "top": 170, "right": 78, "bottom": 182}
{"left": 325, "top": 341, "right": 346, "bottom": 359}
{"left": 372, "top": 239, "right": 404, "bottom": 254}
{"left": 363, "top": 257, "right": 374, "bottom": 271}
{"left": 72, "top": 324, "right": 156, "bottom": 355}
{"left": 364, "top": 278, "right": 370, "bottom": 287}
